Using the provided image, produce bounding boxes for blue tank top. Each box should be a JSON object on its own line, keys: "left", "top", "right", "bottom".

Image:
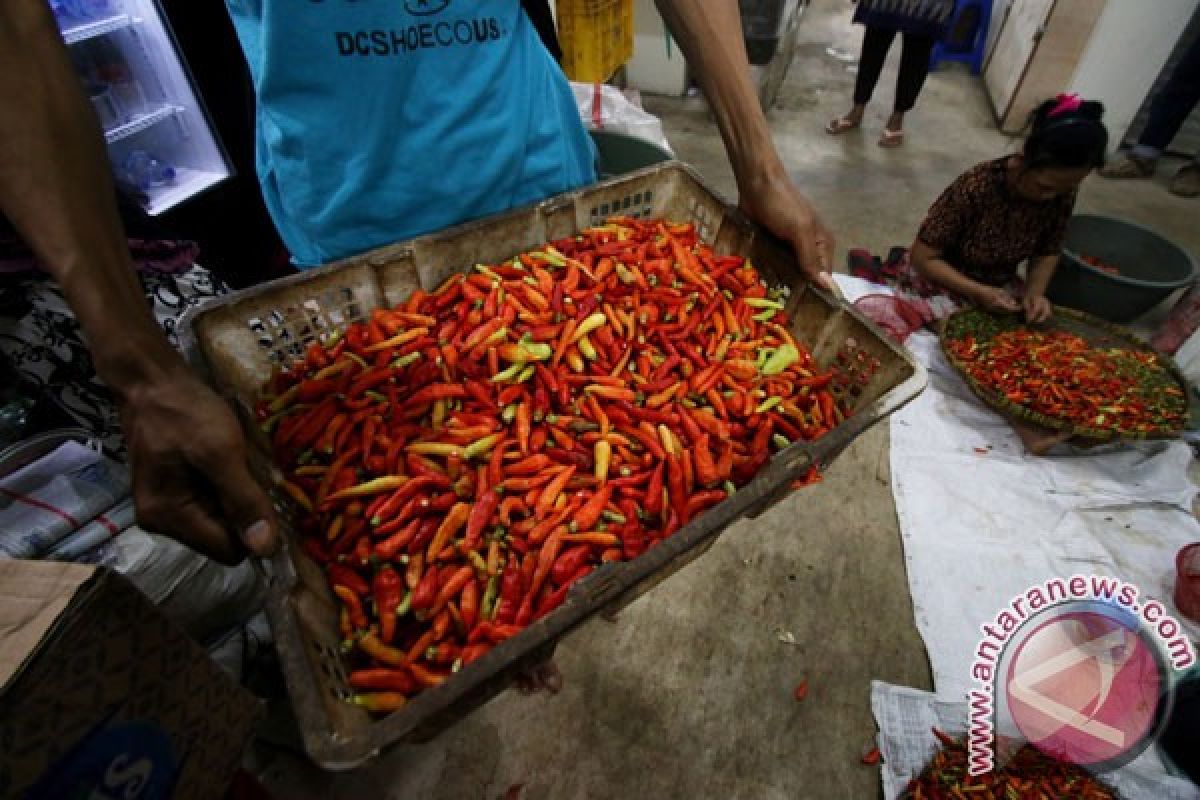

{"left": 223, "top": 0, "right": 597, "bottom": 267}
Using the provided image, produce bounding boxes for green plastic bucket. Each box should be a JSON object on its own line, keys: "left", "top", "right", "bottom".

{"left": 1047, "top": 214, "right": 1197, "bottom": 324}
{"left": 590, "top": 130, "right": 674, "bottom": 179}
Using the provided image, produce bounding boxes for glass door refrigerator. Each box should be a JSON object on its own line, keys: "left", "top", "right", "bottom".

{"left": 51, "top": 0, "right": 232, "bottom": 216}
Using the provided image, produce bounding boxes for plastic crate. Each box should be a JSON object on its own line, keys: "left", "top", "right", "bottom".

{"left": 556, "top": 0, "right": 634, "bottom": 83}
{"left": 179, "top": 162, "right": 927, "bottom": 769}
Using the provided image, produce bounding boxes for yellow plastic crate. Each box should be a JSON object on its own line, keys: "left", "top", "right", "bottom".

{"left": 556, "top": 0, "right": 634, "bottom": 83}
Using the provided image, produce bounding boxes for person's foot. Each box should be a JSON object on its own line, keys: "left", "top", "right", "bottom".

{"left": 1169, "top": 162, "right": 1200, "bottom": 197}
{"left": 878, "top": 128, "right": 905, "bottom": 148}
{"left": 1099, "top": 153, "right": 1157, "bottom": 179}
{"left": 826, "top": 114, "right": 862, "bottom": 135}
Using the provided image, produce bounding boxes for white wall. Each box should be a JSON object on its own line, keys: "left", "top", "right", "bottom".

{"left": 1069, "top": 0, "right": 1200, "bottom": 147}
{"left": 986, "top": 0, "right": 1014, "bottom": 59}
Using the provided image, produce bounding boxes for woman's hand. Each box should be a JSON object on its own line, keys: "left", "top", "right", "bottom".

{"left": 1023, "top": 293, "right": 1053, "bottom": 324}
{"left": 973, "top": 286, "right": 1021, "bottom": 314}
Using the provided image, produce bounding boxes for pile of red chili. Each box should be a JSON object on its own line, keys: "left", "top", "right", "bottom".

{"left": 901, "top": 729, "right": 1116, "bottom": 799}
{"left": 944, "top": 312, "right": 1187, "bottom": 436}
{"left": 258, "top": 218, "right": 853, "bottom": 713}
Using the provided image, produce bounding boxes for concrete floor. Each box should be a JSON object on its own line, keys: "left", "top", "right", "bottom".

{"left": 251, "top": 3, "right": 1200, "bottom": 797}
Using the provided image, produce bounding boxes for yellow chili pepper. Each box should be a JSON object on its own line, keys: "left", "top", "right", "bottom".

{"left": 594, "top": 439, "right": 612, "bottom": 482}
{"left": 570, "top": 312, "right": 607, "bottom": 344}
{"left": 406, "top": 442, "right": 466, "bottom": 458}
{"left": 326, "top": 475, "right": 408, "bottom": 502}
{"left": 463, "top": 433, "right": 504, "bottom": 460}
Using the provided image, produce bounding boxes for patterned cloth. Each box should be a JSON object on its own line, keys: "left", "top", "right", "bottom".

{"left": 0, "top": 236, "right": 200, "bottom": 276}
{"left": 917, "top": 157, "right": 1075, "bottom": 288}
{"left": 854, "top": 0, "right": 956, "bottom": 38}
{"left": 0, "top": 264, "right": 229, "bottom": 457}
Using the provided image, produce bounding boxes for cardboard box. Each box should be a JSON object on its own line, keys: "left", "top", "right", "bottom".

{"left": 0, "top": 561, "right": 262, "bottom": 800}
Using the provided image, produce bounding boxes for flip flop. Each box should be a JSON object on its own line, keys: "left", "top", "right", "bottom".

{"left": 826, "top": 116, "right": 861, "bottom": 135}
{"left": 878, "top": 128, "right": 904, "bottom": 148}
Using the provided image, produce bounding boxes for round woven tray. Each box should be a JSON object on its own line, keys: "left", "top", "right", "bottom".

{"left": 938, "top": 306, "right": 1192, "bottom": 441}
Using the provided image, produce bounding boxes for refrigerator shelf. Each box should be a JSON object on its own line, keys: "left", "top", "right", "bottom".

{"left": 144, "top": 167, "right": 225, "bottom": 216}
{"left": 104, "top": 104, "right": 181, "bottom": 144}
{"left": 62, "top": 13, "right": 133, "bottom": 45}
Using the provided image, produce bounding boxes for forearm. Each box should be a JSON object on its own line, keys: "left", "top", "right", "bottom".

{"left": 910, "top": 241, "right": 989, "bottom": 300}
{"left": 653, "top": 0, "right": 784, "bottom": 193}
{"left": 1025, "top": 255, "right": 1058, "bottom": 299}
{"left": 0, "top": 1, "right": 178, "bottom": 396}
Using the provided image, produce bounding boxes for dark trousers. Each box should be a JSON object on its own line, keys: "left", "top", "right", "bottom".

{"left": 1138, "top": 34, "right": 1200, "bottom": 152}
{"left": 854, "top": 26, "right": 936, "bottom": 113}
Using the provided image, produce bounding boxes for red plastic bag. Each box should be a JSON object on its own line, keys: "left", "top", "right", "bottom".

{"left": 1176, "top": 543, "right": 1200, "bottom": 625}
{"left": 853, "top": 294, "right": 930, "bottom": 343}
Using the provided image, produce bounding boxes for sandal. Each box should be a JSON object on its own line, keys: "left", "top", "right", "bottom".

{"left": 878, "top": 128, "right": 905, "bottom": 148}
{"left": 826, "top": 116, "right": 861, "bottom": 135}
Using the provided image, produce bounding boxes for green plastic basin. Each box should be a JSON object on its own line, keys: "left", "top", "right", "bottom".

{"left": 590, "top": 130, "right": 673, "bottom": 179}
{"left": 1047, "top": 214, "right": 1196, "bottom": 324}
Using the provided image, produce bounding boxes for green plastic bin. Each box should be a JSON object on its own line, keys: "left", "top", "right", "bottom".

{"left": 590, "top": 130, "right": 674, "bottom": 179}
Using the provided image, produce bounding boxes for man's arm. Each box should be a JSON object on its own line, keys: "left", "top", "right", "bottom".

{"left": 0, "top": 1, "right": 276, "bottom": 563}
{"left": 652, "top": 0, "right": 835, "bottom": 290}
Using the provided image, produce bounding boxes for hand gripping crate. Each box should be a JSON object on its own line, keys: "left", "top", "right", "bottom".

{"left": 179, "top": 162, "right": 927, "bottom": 769}
{"left": 556, "top": 0, "right": 634, "bottom": 83}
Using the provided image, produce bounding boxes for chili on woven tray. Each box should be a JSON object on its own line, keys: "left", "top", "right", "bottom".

{"left": 258, "top": 218, "right": 857, "bottom": 713}
{"left": 943, "top": 310, "right": 1187, "bottom": 436}
{"left": 900, "top": 729, "right": 1117, "bottom": 799}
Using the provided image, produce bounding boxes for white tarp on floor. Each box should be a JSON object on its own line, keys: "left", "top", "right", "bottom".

{"left": 835, "top": 275, "right": 1199, "bottom": 699}
{"left": 835, "top": 275, "right": 1200, "bottom": 797}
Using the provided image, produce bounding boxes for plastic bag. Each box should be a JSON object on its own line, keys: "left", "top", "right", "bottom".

{"left": 852, "top": 294, "right": 932, "bottom": 343}
{"left": 570, "top": 82, "right": 674, "bottom": 155}
{"left": 111, "top": 525, "right": 265, "bottom": 644}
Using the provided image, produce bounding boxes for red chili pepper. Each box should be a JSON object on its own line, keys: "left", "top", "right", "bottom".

{"left": 534, "top": 466, "right": 576, "bottom": 518}
{"left": 461, "top": 489, "right": 500, "bottom": 553}
{"left": 349, "top": 668, "right": 417, "bottom": 694}
{"left": 410, "top": 568, "right": 439, "bottom": 611}
{"left": 374, "top": 518, "right": 421, "bottom": 561}
{"left": 334, "top": 584, "right": 368, "bottom": 630}
{"left": 459, "top": 576, "right": 480, "bottom": 630}
{"left": 573, "top": 485, "right": 611, "bottom": 531}
{"left": 550, "top": 545, "right": 592, "bottom": 586}
{"left": 686, "top": 488, "right": 727, "bottom": 517}
{"left": 373, "top": 565, "right": 404, "bottom": 644}
{"left": 693, "top": 435, "right": 720, "bottom": 487}
{"left": 492, "top": 561, "right": 523, "bottom": 625}
{"left": 508, "top": 399, "right": 530, "bottom": 452}
{"left": 430, "top": 565, "right": 474, "bottom": 615}
{"left": 643, "top": 464, "right": 665, "bottom": 516}
{"left": 328, "top": 563, "right": 370, "bottom": 597}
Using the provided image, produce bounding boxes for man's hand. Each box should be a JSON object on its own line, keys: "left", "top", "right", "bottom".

{"left": 1023, "top": 293, "right": 1053, "bottom": 324}
{"left": 739, "top": 170, "right": 837, "bottom": 292}
{"left": 652, "top": 0, "right": 836, "bottom": 292}
{"left": 974, "top": 286, "right": 1021, "bottom": 314}
{"left": 120, "top": 366, "right": 278, "bottom": 565}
